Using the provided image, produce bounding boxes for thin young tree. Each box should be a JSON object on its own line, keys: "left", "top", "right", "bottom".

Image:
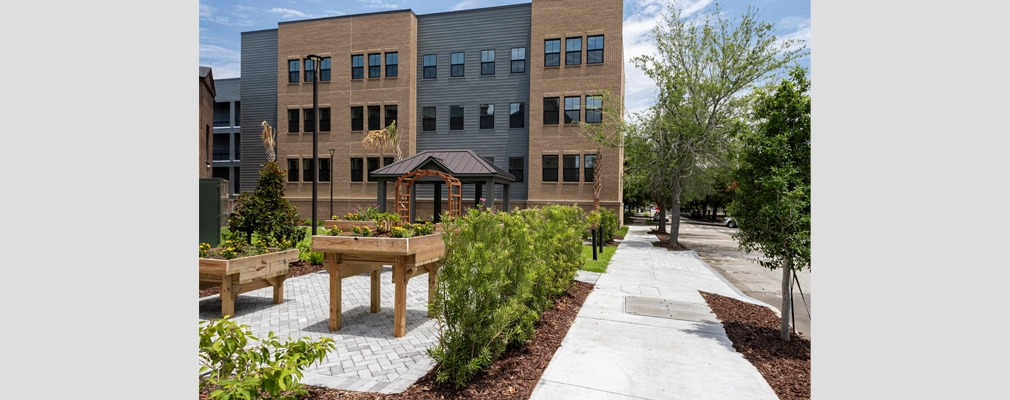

{"left": 578, "top": 89, "right": 625, "bottom": 211}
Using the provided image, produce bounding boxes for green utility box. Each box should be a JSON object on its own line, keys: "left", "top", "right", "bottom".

{"left": 199, "top": 178, "right": 229, "bottom": 247}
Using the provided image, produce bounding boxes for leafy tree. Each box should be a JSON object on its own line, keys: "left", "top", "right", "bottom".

{"left": 631, "top": 2, "right": 806, "bottom": 244}
{"left": 362, "top": 120, "right": 402, "bottom": 161}
{"left": 729, "top": 66, "right": 811, "bottom": 341}
{"left": 578, "top": 89, "right": 625, "bottom": 211}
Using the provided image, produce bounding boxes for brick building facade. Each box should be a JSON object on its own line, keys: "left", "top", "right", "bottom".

{"left": 199, "top": 66, "right": 216, "bottom": 179}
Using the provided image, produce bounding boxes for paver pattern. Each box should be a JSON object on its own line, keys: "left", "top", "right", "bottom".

{"left": 198, "top": 266, "right": 438, "bottom": 394}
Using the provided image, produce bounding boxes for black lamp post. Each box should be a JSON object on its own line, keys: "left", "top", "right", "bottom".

{"left": 307, "top": 54, "right": 323, "bottom": 235}
{"left": 328, "top": 148, "right": 335, "bottom": 220}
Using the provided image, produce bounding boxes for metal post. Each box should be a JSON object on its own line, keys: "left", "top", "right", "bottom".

{"left": 328, "top": 148, "right": 335, "bottom": 220}
{"left": 308, "top": 54, "right": 322, "bottom": 235}
{"left": 591, "top": 228, "right": 597, "bottom": 261}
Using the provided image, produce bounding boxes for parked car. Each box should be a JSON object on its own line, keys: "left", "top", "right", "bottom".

{"left": 724, "top": 217, "right": 737, "bottom": 228}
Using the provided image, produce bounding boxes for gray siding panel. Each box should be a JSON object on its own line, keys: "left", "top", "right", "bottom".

{"left": 416, "top": 4, "right": 531, "bottom": 201}
{"left": 213, "top": 78, "right": 241, "bottom": 102}
{"left": 239, "top": 29, "right": 278, "bottom": 194}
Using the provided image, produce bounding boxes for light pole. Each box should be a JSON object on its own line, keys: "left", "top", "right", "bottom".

{"left": 307, "top": 54, "right": 323, "bottom": 235}
{"left": 328, "top": 148, "right": 335, "bottom": 220}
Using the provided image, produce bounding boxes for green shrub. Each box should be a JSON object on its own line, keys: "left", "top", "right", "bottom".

{"left": 199, "top": 317, "right": 334, "bottom": 400}
{"left": 227, "top": 162, "right": 305, "bottom": 250}
{"left": 600, "top": 208, "right": 619, "bottom": 243}
{"left": 296, "top": 240, "right": 324, "bottom": 265}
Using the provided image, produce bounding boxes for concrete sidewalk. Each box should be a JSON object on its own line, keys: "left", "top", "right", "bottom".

{"left": 530, "top": 225, "right": 779, "bottom": 400}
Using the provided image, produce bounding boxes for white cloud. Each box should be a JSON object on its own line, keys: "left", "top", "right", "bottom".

{"left": 267, "top": 8, "right": 311, "bottom": 18}
{"left": 358, "top": 0, "right": 400, "bottom": 9}
{"left": 451, "top": 0, "right": 488, "bottom": 11}
{"left": 204, "top": 62, "right": 242, "bottom": 80}
{"left": 324, "top": 10, "right": 348, "bottom": 16}
{"left": 776, "top": 16, "right": 811, "bottom": 53}
{"left": 199, "top": 2, "right": 256, "bottom": 26}
{"left": 200, "top": 44, "right": 241, "bottom": 63}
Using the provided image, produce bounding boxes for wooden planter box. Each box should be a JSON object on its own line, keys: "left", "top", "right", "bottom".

{"left": 312, "top": 232, "right": 445, "bottom": 265}
{"left": 199, "top": 248, "right": 299, "bottom": 318}
{"left": 323, "top": 220, "right": 377, "bottom": 231}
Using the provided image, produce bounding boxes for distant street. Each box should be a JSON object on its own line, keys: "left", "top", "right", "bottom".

{"left": 628, "top": 215, "right": 812, "bottom": 340}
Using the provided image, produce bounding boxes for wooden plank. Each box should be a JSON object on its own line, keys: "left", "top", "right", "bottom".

{"left": 326, "top": 254, "right": 342, "bottom": 331}
{"left": 313, "top": 236, "right": 412, "bottom": 255}
{"left": 394, "top": 256, "right": 407, "bottom": 337}
{"left": 234, "top": 278, "right": 272, "bottom": 295}
{"left": 265, "top": 275, "right": 285, "bottom": 304}
{"left": 339, "top": 253, "right": 399, "bottom": 264}
{"left": 324, "top": 220, "right": 377, "bottom": 231}
{"left": 336, "top": 263, "right": 382, "bottom": 279}
{"left": 199, "top": 249, "right": 299, "bottom": 277}
{"left": 370, "top": 269, "right": 381, "bottom": 313}
{"left": 237, "top": 268, "right": 287, "bottom": 284}
{"left": 220, "top": 275, "right": 235, "bottom": 318}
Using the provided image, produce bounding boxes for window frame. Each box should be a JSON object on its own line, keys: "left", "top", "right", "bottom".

{"left": 351, "top": 106, "right": 363, "bottom": 131}
{"left": 288, "top": 60, "right": 300, "bottom": 83}
{"left": 422, "top": 107, "right": 436, "bottom": 131}
{"left": 384, "top": 105, "right": 397, "bottom": 128}
{"left": 367, "top": 157, "right": 380, "bottom": 182}
{"left": 287, "top": 158, "right": 300, "bottom": 182}
{"left": 450, "top": 52, "right": 465, "bottom": 77}
{"left": 479, "top": 104, "right": 494, "bottom": 129}
{"left": 544, "top": 39, "right": 560, "bottom": 67}
{"left": 587, "top": 35, "right": 604, "bottom": 64}
{"left": 566, "top": 37, "right": 582, "bottom": 65}
{"left": 320, "top": 57, "right": 331, "bottom": 81}
{"left": 449, "top": 106, "right": 464, "bottom": 130}
{"left": 319, "top": 107, "right": 331, "bottom": 132}
{"left": 304, "top": 108, "right": 315, "bottom": 132}
{"left": 509, "top": 102, "right": 524, "bottom": 129}
{"left": 564, "top": 96, "right": 581, "bottom": 124}
{"left": 350, "top": 158, "right": 364, "bottom": 182}
{"left": 586, "top": 95, "right": 602, "bottom": 124}
{"left": 288, "top": 109, "right": 300, "bottom": 133}
{"left": 304, "top": 58, "right": 315, "bottom": 82}
{"left": 563, "top": 154, "right": 580, "bottom": 182}
{"left": 423, "top": 54, "right": 437, "bottom": 79}
{"left": 351, "top": 55, "right": 364, "bottom": 79}
{"left": 302, "top": 158, "right": 315, "bottom": 182}
{"left": 584, "top": 154, "right": 596, "bottom": 182}
{"left": 319, "top": 157, "right": 331, "bottom": 182}
{"left": 509, "top": 157, "right": 524, "bottom": 182}
{"left": 367, "top": 105, "right": 380, "bottom": 131}
{"left": 542, "top": 155, "right": 558, "bottom": 182}
{"left": 368, "top": 53, "right": 381, "bottom": 78}
{"left": 543, "top": 97, "right": 560, "bottom": 125}
{"left": 510, "top": 47, "right": 526, "bottom": 73}
{"left": 385, "top": 52, "right": 398, "bottom": 77}
{"left": 481, "top": 49, "right": 495, "bottom": 75}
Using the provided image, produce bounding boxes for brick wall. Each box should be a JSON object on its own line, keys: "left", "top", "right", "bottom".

{"left": 199, "top": 75, "right": 215, "bottom": 179}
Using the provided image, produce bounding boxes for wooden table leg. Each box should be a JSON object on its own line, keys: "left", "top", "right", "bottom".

{"left": 394, "top": 256, "right": 407, "bottom": 337}
{"left": 267, "top": 275, "right": 285, "bottom": 304}
{"left": 427, "top": 262, "right": 439, "bottom": 318}
{"left": 324, "top": 253, "right": 342, "bottom": 331}
{"left": 370, "top": 267, "right": 381, "bottom": 313}
{"left": 221, "top": 275, "right": 235, "bottom": 318}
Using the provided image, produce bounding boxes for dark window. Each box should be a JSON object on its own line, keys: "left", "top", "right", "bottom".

{"left": 213, "top": 133, "right": 230, "bottom": 160}
{"left": 563, "top": 154, "right": 580, "bottom": 182}
{"left": 544, "top": 39, "right": 560, "bottom": 67}
{"left": 542, "top": 155, "right": 558, "bottom": 182}
{"left": 350, "top": 158, "right": 363, "bottom": 182}
{"left": 451, "top": 52, "right": 464, "bottom": 77}
{"left": 509, "top": 102, "right": 524, "bottom": 128}
{"left": 287, "top": 159, "right": 299, "bottom": 182}
{"left": 351, "top": 55, "right": 364, "bottom": 79}
{"left": 368, "top": 53, "right": 381, "bottom": 78}
{"left": 320, "top": 57, "right": 331, "bottom": 81}
{"left": 368, "top": 106, "right": 380, "bottom": 130}
{"left": 319, "top": 157, "right": 331, "bottom": 182}
{"left": 234, "top": 166, "right": 241, "bottom": 193}
{"left": 584, "top": 154, "right": 596, "bottom": 182}
{"left": 587, "top": 35, "right": 604, "bottom": 64}
{"left": 509, "top": 157, "right": 524, "bottom": 182}
{"left": 320, "top": 108, "right": 331, "bottom": 132}
{"left": 385, "top": 52, "right": 398, "bottom": 77}
{"left": 351, "top": 106, "right": 363, "bottom": 131}
{"left": 234, "top": 133, "right": 240, "bottom": 160}
{"left": 302, "top": 158, "right": 315, "bottom": 182}
{"left": 422, "top": 107, "right": 436, "bottom": 131}
{"left": 481, "top": 50, "right": 495, "bottom": 75}
{"left": 367, "top": 157, "right": 380, "bottom": 182}
{"left": 304, "top": 108, "right": 315, "bottom": 132}
{"left": 586, "top": 95, "right": 602, "bottom": 123}
{"left": 288, "top": 60, "right": 299, "bottom": 83}
{"left": 450, "top": 106, "right": 464, "bottom": 130}
{"left": 423, "top": 54, "right": 437, "bottom": 79}
{"left": 510, "top": 47, "right": 525, "bottom": 73}
{"left": 543, "top": 97, "right": 559, "bottom": 125}
{"left": 214, "top": 102, "right": 230, "bottom": 127}
{"left": 566, "top": 37, "right": 582, "bottom": 65}
{"left": 385, "top": 105, "right": 397, "bottom": 128}
{"left": 304, "top": 58, "right": 315, "bottom": 82}
{"left": 480, "top": 104, "right": 494, "bottom": 129}
{"left": 234, "top": 102, "right": 240, "bottom": 126}
{"left": 564, "top": 96, "right": 581, "bottom": 124}
{"left": 384, "top": 157, "right": 394, "bottom": 166}
{"left": 288, "top": 109, "right": 299, "bottom": 133}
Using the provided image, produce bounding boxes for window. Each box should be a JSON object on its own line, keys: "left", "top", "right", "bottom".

{"left": 368, "top": 53, "right": 381, "bottom": 78}
{"left": 509, "top": 102, "right": 524, "bottom": 128}
{"left": 368, "top": 106, "right": 380, "bottom": 130}
{"left": 586, "top": 95, "right": 602, "bottom": 123}
{"left": 542, "top": 155, "right": 558, "bottom": 182}
{"left": 213, "top": 133, "right": 229, "bottom": 160}
{"left": 563, "top": 155, "right": 580, "bottom": 182}
{"left": 351, "top": 106, "right": 363, "bottom": 131}
{"left": 304, "top": 108, "right": 315, "bottom": 132}
{"left": 385, "top": 52, "right": 398, "bottom": 77}
{"left": 385, "top": 105, "right": 397, "bottom": 128}
{"left": 544, "top": 39, "right": 560, "bottom": 67}
{"left": 319, "top": 108, "right": 331, "bottom": 132}
{"left": 450, "top": 106, "right": 464, "bottom": 130}
{"left": 566, "top": 37, "right": 582, "bottom": 65}
{"left": 423, "top": 107, "right": 436, "bottom": 131}
{"left": 214, "top": 102, "right": 230, "bottom": 126}
{"left": 423, "top": 54, "right": 437, "bottom": 79}
{"left": 234, "top": 102, "right": 240, "bottom": 126}
{"left": 564, "top": 96, "right": 581, "bottom": 124}
{"left": 288, "top": 109, "right": 299, "bottom": 133}
{"left": 319, "top": 157, "right": 331, "bottom": 182}
{"left": 235, "top": 133, "right": 241, "bottom": 160}
{"left": 543, "top": 97, "right": 560, "bottom": 125}
{"left": 287, "top": 159, "right": 299, "bottom": 182}
{"left": 480, "top": 104, "right": 494, "bottom": 129}
{"left": 509, "top": 157, "right": 524, "bottom": 182}
{"left": 351, "top": 55, "right": 364, "bottom": 79}
{"left": 350, "top": 158, "right": 363, "bottom": 182}
{"left": 384, "top": 157, "right": 394, "bottom": 166}
{"left": 584, "top": 154, "right": 596, "bottom": 182}
{"left": 587, "top": 35, "right": 604, "bottom": 64}
{"left": 451, "top": 52, "right": 464, "bottom": 77}
{"left": 481, "top": 50, "right": 495, "bottom": 75}
{"left": 511, "top": 48, "right": 526, "bottom": 73}
{"left": 302, "top": 158, "right": 315, "bottom": 182}
{"left": 304, "top": 58, "right": 315, "bottom": 82}
{"left": 288, "top": 60, "right": 299, "bottom": 83}
{"left": 320, "top": 57, "right": 331, "bottom": 81}
{"left": 367, "top": 157, "right": 380, "bottom": 182}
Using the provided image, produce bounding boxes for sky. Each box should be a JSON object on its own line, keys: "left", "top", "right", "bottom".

{"left": 199, "top": 0, "right": 811, "bottom": 115}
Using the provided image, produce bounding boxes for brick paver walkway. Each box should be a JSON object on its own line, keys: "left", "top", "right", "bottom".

{"left": 198, "top": 266, "right": 439, "bottom": 394}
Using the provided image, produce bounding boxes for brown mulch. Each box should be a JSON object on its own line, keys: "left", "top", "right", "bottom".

{"left": 700, "top": 291, "right": 811, "bottom": 400}
{"left": 199, "top": 280, "right": 594, "bottom": 399}
{"left": 649, "top": 231, "right": 691, "bottom": 251}
{"left": 199, "top": 261, "right": 324, "bottom": 298}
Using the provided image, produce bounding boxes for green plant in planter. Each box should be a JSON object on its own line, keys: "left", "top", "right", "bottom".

{"left": 345, "top": 204, "right": 381, "bottom": 221}
{"left": 372, "top": 212, "right": 400, "bottom": 233}
{"left": 412, "top": 221, "right": 436, "bottom": 236}
{"left": 200, "top": 243, "right": 211, "bottom": 258}
{"left": 352, "top": 226, "right": 373, "bottom": 237}
{"left": 327, "top": 227, "right": 342, "bottom": 236}
{"left": 199, "top": 317, "right": 335, "bottom": 400}
{"left": 389, "top": 225, "right": 413, "bottom": 238}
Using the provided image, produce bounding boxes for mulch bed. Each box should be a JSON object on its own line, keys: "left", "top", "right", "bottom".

{"left": 200, "top": 275, "right": 594, "bottom": 399}
{"left": 700, "top": 291, "right": 811, "bottom": 400}
{"left": 649, "top": 231, "right": 691, "bottom": 251}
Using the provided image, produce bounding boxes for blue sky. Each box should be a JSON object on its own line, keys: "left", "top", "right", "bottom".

{"left": 200, "top": 0, "right": 810, "bottom": 115}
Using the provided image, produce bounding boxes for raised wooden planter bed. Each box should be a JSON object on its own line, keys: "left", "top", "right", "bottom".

{"left": 198, "top": 248, "right": 299, "bottom": 317}
{"left": 323, "top": 220, "right": 377, "bottom": 231}
{"left": 312, "top": 233, "right": 445, "bottom": 337}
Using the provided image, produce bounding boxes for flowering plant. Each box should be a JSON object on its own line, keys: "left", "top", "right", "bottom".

{"left": 327, "top": 227, "right": 343, "bottom": 236}
{"left": 352, "top": 226, "right": 373, "bottom": 237}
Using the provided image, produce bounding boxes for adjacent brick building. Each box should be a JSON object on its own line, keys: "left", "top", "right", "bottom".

{"left": 199, "top": 66, "right": 216, "bottom": 178}
{"left": 231, "top": 0, "right": 625, "bottom": 223}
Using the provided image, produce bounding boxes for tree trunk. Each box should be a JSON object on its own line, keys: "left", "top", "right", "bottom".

{"left": 593, "top": 152, "right": 602, "bottom": 211}
{"left": 657, "top": 203, "right": 667, "bottom": 233}
{"left": 667, "top": 175, "right": 682, "bottom": 245}
{"left": 780, "top": 260, "right": 794, "bottom": 341}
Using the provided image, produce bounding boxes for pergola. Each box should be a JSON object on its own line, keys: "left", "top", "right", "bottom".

{"left": 370, "top": 150, "right": 516, "bottom": 222}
